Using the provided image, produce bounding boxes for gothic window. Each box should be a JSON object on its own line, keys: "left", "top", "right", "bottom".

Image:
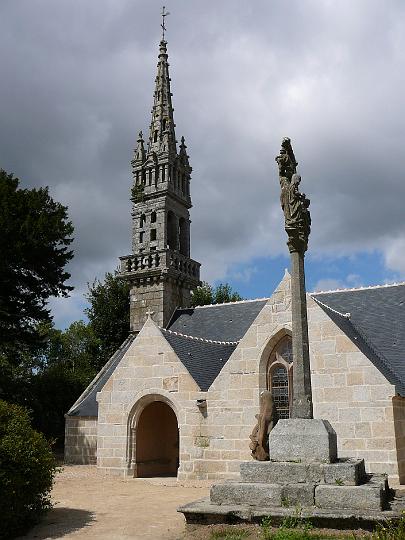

{"left": 151, "top": 211, "right": 157, "bottom": 223}
{"left": 150, "top": 229, "right": 157, "bottom": 241}
{"left": 270, "top": 365, "right": 289, "bottom": 419}
{"left": 153, "top": 130, "right": 158, "bottom": 143}
{"left": 139, "top": 231, "right": 144, "bottom": 244}
{"left": 267, "top": 335, "right": 293, "bottom": 420}
{"left": 162, "top": 118, "right": 167, "bottom": 131}
{"left": 140, "top": 214, "right": 146, "bottom": 228}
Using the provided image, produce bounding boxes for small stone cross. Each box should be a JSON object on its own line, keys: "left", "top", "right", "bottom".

{"left": 146, "top": 309, "right": 155, "bottom": 319}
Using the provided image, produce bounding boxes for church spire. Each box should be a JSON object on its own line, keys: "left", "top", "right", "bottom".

{"left": 147, "top": 39, "right": 176, "bottom": 156}
{"left": 120, "top": 14, "right": 201, "bottom": 333}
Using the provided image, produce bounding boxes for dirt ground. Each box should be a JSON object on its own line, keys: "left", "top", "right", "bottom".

{"left": 18, "top": 465, "right": 211, "bottom": 540}
{"left": 17, "top": 465, "right": 403, "bottom": 540}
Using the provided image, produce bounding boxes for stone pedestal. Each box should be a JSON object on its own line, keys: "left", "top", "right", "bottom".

{"left": 268, "top": 419, "right": 337, "bottom": 463}
{"left": 178, "top": 420, "right": 395, "bottom": 528}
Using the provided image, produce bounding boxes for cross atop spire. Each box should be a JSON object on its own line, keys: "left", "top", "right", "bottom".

{"left": 161, "top": 6, "right": 170, "bottom": 41}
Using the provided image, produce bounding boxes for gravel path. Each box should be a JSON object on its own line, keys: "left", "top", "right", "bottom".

{"left": 18, "top": 465, "right": 210, "bottom": 540}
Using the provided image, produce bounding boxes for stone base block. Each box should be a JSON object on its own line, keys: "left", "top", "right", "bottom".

{"left": 323, "top": 458, "right": 366, "bottom": 486}
{"left": 268, "top": 418, "right": 337, "bottom": 463}
{"left": 210, "top": 482, "right": 282, "bottom": 507}
{"left": 281, "top": 483, "right": 315, "bottom": 507}
{"left": 315, "top": 479, "right": 387, "bottom": 511}
{"left": 240, "top": 461, "right": 321, "bottom": 484}
{"left": 240, "top": 458, "right": 365, "bottom": 486}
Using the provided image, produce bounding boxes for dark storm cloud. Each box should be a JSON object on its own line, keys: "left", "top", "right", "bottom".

{"left": 1, "top": 0, "right": 405, "bottom": 325}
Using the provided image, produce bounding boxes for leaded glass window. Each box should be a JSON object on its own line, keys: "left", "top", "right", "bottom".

{"left": 270, "top": 365, "right": 289, "bottom": 419}
{"left": 267, "top": 335, "right": 292, "bottom": 419}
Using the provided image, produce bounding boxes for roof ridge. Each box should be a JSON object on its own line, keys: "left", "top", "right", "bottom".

{"left": 161, "top": 327, "right": 239, "bottom": 345}
{"left": 311, "top": 296, "right": 351, "bottom": 318}
{"left": 310, "top": 281, "right": 405, "bottom": 295}
{"left": 180, "top": 297, "right": 270, "bottom": 310}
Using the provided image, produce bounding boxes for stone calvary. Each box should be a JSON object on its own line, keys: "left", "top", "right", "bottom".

{"left": 178, "top": 139, "right": 397, "bottom": 529}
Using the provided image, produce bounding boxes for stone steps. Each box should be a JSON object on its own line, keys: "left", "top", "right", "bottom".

{"left": 178, "top": 498, "right": 401, "bottom": 530}
{"left": 210, "top": 472, "right": 388, "bottom": 511}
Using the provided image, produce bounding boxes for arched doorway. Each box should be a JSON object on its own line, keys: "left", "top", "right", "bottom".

{"left": 135, "top": 401, "right": 179, "bottom": 477}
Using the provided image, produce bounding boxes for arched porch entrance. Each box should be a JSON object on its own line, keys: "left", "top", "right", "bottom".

{"left": 135, "top": 400, "right": 179, "bottom": 478}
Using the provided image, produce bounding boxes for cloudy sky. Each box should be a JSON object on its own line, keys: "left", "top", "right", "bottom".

{"left": 1, "top": 0, "right": 405, "bottom": 328}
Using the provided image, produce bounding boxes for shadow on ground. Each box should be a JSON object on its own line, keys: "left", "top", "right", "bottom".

{"left": 17, "top": 508, "right": 95, "bottom": 539}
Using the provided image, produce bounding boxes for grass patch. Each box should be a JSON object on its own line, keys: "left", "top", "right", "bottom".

{"left": 210, "top": 527, "right": 250, "bottom": 540}
{"left": 371, "top": 512, "right": 405, "bottom": 540}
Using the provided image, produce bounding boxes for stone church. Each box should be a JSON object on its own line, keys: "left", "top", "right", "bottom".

{"left": 65, "top": 38, "right": 405, "bottom": 486}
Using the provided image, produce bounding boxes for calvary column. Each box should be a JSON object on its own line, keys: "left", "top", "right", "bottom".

{"left": 269, "top": 137, "right": 337, "bottom": 463}
{"left": 275, "top": 137, "right": 313, "bottom": 419}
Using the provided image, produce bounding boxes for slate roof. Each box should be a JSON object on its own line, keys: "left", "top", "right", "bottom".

{"left": 67, "top": 299, "right": 267, "bottom": 416}
{"left": 162, "top": 330, "right": 237, "bottom": 391}
{"left": 67, "top": 334, "right": 135, "bottom": 416}
{"left": 167, "top": 299, "right": 268, "bottom": 342}
{"left": 311, "top": 283, "right": 405, "bottom": 395}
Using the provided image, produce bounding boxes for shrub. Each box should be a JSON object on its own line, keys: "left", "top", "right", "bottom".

{"left": 0, "top": 399, "right": 57, "bottom": 539}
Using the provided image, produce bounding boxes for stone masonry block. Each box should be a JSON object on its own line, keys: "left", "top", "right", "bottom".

{"left": 281, "top": 484, "right": 315, "bottom": 507}
{"left": 210, "top": 482, "right": 282, "bottom": 507}
{"left": 323, "top": 458, "right": 366, "bottom": 485}
{"left": 240, "top": 461, "right": 323, "bottom": 484}
{"left": 269, "top": 419, "right": 337, "bottom": 463}
{"left": 315, "top": 484, "right": 384, "bottom": 511}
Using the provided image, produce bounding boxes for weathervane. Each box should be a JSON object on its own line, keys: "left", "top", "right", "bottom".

{"left": 161, "top": 6, "right": 170, "bottom": 41}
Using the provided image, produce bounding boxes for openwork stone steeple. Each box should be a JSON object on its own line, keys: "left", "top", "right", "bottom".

{"left": 119, "top": 37, "right": 201, "bottom": 333}
{"left": 147, "top": 39, "right": 177, "bottom": 157}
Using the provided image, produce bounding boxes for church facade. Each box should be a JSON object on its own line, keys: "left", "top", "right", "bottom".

{"left": 65, "top": 38, "right": 405, "bottom": 486}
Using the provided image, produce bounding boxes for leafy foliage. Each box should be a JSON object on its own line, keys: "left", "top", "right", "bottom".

{"left": 27, "top": 321, "right": 99, "bottom": 446}
{"left": 85, "top": 271, "right": 130, "bottom": 369}
{"left": 191, "top": 281, "right": 243, "bottom": 307}
{"left": 0, "top": 400, "right": 57, "bottom": 539}
{"left": 0, "top": 169, "right": 74, "bottom": 363}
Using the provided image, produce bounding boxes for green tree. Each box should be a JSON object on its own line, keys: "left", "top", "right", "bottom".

{"left": 85, "top": 271, "right": 130, "bottom": 369}
{"left": 0, "top": 400, "right": 56, "bottom": 539}
{"left": 0, "top": 170, "right": 74, "bottom": 363}
{"left": 191, "top": 281, "right": 243, "bottom": 307}
{"left": 28, "top": 321, "right": 99, "bottom": 446}
{"left": 214, "top": 283, "right": 243, "bottom": 304}
{"left": 190, "top": 281, "right": 214, "bottom": 307}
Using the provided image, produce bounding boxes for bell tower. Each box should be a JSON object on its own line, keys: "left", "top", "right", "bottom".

{"left": 119, "top": 37, "right": 201, "bottom": 332}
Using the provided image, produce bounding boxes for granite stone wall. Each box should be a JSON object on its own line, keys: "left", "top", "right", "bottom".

{"left": 64, "top": 416, "right": 97, "bottom": 464}
{"left": 91, "top": 272, "right": 400, "bottom": 483}
{"left": 307, "top": 295, "right": 398, "bottom": 484}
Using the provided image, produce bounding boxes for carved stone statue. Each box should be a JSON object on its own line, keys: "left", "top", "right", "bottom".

{"left": 276, "top": 138, "right": 311, "bottom": 254}
{"left": 249, "top": 390, "right": 278, "bottom": 461}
